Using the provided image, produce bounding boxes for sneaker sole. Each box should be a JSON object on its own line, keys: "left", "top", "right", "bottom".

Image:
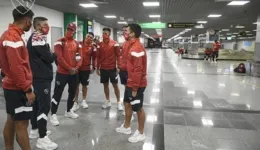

{"left": 29, "top": 135, "right": 38, "bottom": 139}
{"left": 115, "top": 129, "right": 132, "bottom": 135}
{"left": 36, "top": 144, "right": 58, "bottom": 150}
{"left": 128, "top": 136, "right": 146, "bottom": 143}
{"left": 50, "top": 121, "right": 59, "bottom": 126}
{"left": 65, "top": 114, "right": 79, "bottom": 119}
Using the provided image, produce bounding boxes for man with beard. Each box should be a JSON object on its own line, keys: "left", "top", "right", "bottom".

{"left": 0, "top": 6, "right": 35, "bottom": 150}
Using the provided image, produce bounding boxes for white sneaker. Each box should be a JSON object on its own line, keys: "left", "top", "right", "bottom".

{"left": 65, "top": 110, "right": 79, "bottom": 119}
{"left": 50, "top": 114, "right": 59, "bottom": 126}
{"left": 117, "top": 102, "right": 123, "bottom": 111}
{"left": 128, "top": 130, "right": 146, "bottom": 143}
{"left": 71, "top": 102, "right": 80, "bottom": 112}
{"left": 115, "top": 124, "right": 132, "bottom": 135}
{"left": 81, "top": 100, "right": 89, "bottom": 109}
{"left": 29, "top": 129, "right": 52, "bottom": 139}
{"left": 36, "top": 136, "right": 58, "bottom": 150}
{"left": 102, "top": 100, "right": 111, "bottom": 109}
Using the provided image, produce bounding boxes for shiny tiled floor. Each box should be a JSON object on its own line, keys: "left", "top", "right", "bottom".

{"left": 0, "top": 48, "right": 260, "bottom": 150}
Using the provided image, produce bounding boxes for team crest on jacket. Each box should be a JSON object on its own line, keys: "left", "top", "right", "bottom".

{"left": 44, "top": 89, "right": 49, "bottom": 94}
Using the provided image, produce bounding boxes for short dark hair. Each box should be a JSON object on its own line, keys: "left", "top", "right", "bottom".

{"left": 88, "top": 32, "right": 94, "bottom": 37}
{"left": 128, "top": 24, "right": 142, "bottom": 38}
{"left": 103, "top": 28, "right": 111, "bottom": 33}
{"left": 12, "top": 6, "right": 34, "bottom": 21}
{"left": 122, "top": 25, "right": 129, "bottom": 29}
{"left": 33, "top": 17, "right": 48, "bottom": 29}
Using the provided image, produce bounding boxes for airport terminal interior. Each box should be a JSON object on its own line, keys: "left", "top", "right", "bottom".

{"left": 1, "top": 0, "right": 260, "bottom": 150}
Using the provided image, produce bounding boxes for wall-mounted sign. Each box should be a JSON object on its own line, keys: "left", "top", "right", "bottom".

{"left": 167, "top": 23, "right": 196, "bottom": 28}
{"left": 139, "top": 22, "right": 166, "bottom": 29}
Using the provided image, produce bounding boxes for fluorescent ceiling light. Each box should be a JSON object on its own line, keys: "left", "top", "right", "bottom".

{"left": 208, "top": 14, "right": 222, "bottom": 18}
{"left": 80, "top": 3, "right": 98, "bottom": 8}
{"left": 233, "top": 33, "right": 239, "bottom": 35}
{"left": 227, "top": 1, "right": 250, "bottom": 6}
{"left": 197, "top": 21, "right": 207, "bottom": 24}
{"left": 152, "top": 21, "right": 161, "bottom": 23}
{"left": 149, "top": 15, "right": 161, "bottom": 18}
{"left": 104, "top": 15, "right": 116, "bottom": 18}
{"left": 245, "top": 31, "right": 250, "bottom": 33}
{"left": 193, "top": 101, "right": 203, "bottom": 108}
{"left": 185, "top": 28, "right": 192, "bottom": 31}
{"left": 236, "top": 25, "right": 245, "bottom": 28}
{"left": 247, "top": 33, "right": 253, "bottom": 35}
{"left": 226, "top": 33, "right": 232, "bottom": 35}
{"left": 222, "top": 29, "right": 229, "bottom": 31}
{"left": 118, "top": 21, "right": 127, "bottom": 24}
{"left": 231, "top": 93, "right": 240, "bottom": 96}
{"left": 143, "top": 2, "right": 160, "bottom": 7}
{"left": 187, "top": 90, "right": 195, "bottom": 95}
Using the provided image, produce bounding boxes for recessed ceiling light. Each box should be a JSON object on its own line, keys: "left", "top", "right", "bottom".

{"left": 79, "top": 3, "right": 98, "bottom": 8}
{"left": 208, "top": 14, "right": 222, "bottom": 18}
{"left": 149, "top": 15, "right": 161, "bottom": 18}
{"left": 104, "top": 15, "right": 117, "bottom": 18}
{"left": 222, "top": 29, "right": 229, "bottom": 31}
{"left": 118, "top": 21, "right": 127, "bottom": 24}
{"left": 143, "top": 2, "right": 160, "bottom": 7}
{"left": 227, "top": 1, "right": 250, "bottom": 6}
{"left": 197, "top": 21, "right": 207, "bottom": 24}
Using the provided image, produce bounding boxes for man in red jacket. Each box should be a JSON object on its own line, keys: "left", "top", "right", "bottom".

{"left": 212, "top": 40, "right": 221, "bottom": 63}
{"left": 72, "top": 32, "right": 96, "bottom": 111}
{"left": 96, "top": 28, "right": 123, "bottom": 110}
{"left": 115, "top": 24, "right": 147, "bottom": 143}
{"left": 50, "top": 23, "right": 83, "bottom": 126}
{"left": 0, "top": 6, "right": 35, "bottom": 150}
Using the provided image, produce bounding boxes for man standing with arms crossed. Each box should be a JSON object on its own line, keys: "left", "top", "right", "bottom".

{"left": 96, "top": 28, "right": 123, "bottom": 110}
{"left": 0, "top": 6, "right": 35, "bottom": 150}
{"left": 72, "top": 32, "right": 96, "bottom": 111}
{"left": 50, "top": 23, "right": 82, "bottom": 126}
{"left": 27, "top": 17, "right": 58, "bottom": 149}
{"left": 116, "top": 24, "right": 147, "bottom": 143}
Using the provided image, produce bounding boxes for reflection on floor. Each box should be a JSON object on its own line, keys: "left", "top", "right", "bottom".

{"left": 0, "top": 48, "right": 260, "bottom": 150}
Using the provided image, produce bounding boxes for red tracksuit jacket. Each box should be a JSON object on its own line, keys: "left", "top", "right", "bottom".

{"left": 96, "top": 39, "right": 120, "bottom": 70}
{"left": 213, "top": 42, "right": 221, "bottom": 52}
{"left": 127, "top": 38, "right": 147, "bottom": 91}
{"left": 54, "top": 38, "right": 83, "bottom": 74}
{"left": 119, "top": 41, "right": 131, "bottom": 71}
{"left": 0, "top": 24, "right": 32, "bottom": 92}
{"left": 79, "top": 42, "right": 96, "bottom": 71}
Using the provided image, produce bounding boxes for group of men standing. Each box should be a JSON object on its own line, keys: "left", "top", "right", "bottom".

{"left": 0, "top": 6, "right": 147, "bottom": 150}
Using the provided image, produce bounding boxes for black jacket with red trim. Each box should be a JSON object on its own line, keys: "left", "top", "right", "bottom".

{"left": 127, "top": 38, "right": 147, "bottom": 91}
{"left": 0, "top": 24, "right": 32, "bottom": 92}
{"left": 27, "top": 31, "right": 56, "bottom": 82}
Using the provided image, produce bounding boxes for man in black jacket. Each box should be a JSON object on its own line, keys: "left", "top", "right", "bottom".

{"left": 27, "top": 17, "right": 58, "bottom": 150}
